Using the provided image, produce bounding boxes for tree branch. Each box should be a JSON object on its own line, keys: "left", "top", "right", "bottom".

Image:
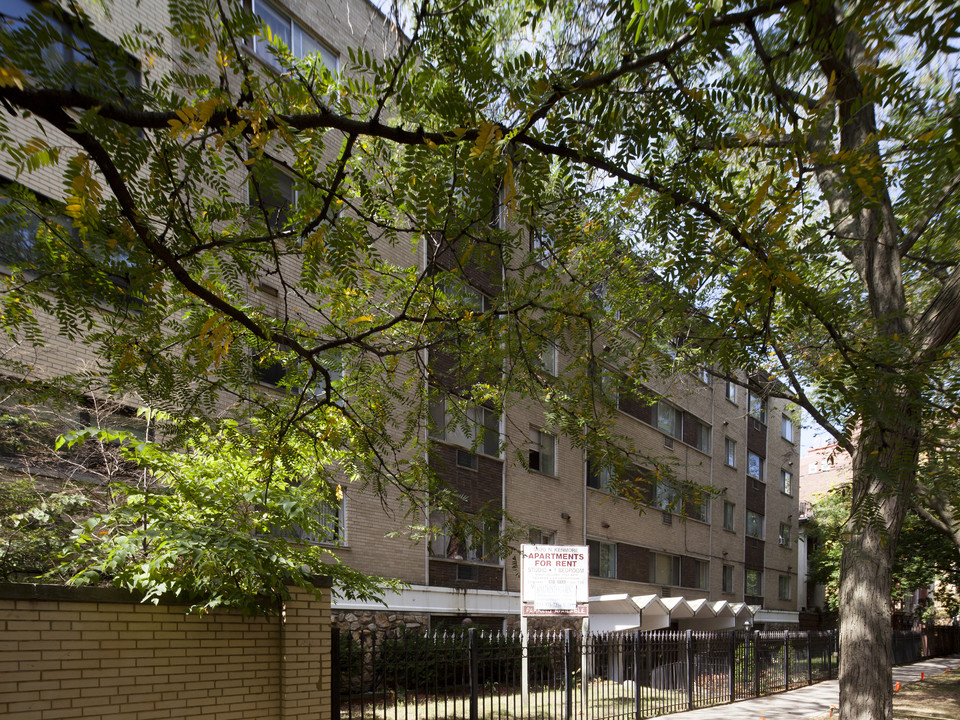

{"left": 899, "top": 168, "right": 960, "bottom": 257}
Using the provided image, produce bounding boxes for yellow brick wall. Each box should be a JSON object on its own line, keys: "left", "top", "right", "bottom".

{"left": 0, "top": 582, "right": 332, "bottom": 720}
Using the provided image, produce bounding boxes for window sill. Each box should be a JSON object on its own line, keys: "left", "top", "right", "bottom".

{"left": 528, "top": 468, "right": 558, "bottom": 479}
{"left": 429, "top": 438, "right": 503, "bottom": 462}
{"left": 429, "top": 556, "right": 502, "bottom": 568}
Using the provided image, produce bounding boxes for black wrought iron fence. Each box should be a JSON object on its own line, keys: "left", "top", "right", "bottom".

{"left": 332, "top": 625, "right": 959, "bottom": 720}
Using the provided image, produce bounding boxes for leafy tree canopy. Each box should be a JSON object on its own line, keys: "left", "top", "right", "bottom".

{"left": 1, "top": 0, "right": 960, "bottom": 713}
{"left": 807, "top": 487, "right": 960, "bottom": 618}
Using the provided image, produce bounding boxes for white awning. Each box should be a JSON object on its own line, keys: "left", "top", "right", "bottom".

{"left": 588, "top": 594, "right": 762, "bottom": 632}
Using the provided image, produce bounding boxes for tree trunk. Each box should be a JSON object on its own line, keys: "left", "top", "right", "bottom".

{"left": 838, "top": 407, "right": 921, "bottom": 720}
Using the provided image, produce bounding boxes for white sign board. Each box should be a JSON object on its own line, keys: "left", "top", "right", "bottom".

{"left": 520, "top": 544, "right": 589, "bottom": 617}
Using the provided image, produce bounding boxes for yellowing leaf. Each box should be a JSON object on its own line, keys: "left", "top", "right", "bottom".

{"left": 747, "top": 172, "right": 773, "bottom": 222}
{"left": 0, "top": 64, "right": 26, "bottom": 89}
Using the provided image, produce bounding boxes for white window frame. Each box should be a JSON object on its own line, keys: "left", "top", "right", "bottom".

{"left": 722, "top": 564, "right": 734, "bottom": 594}
{"left": 429, "top": 511, "right": 500, "bottom": 565}
{"left": 748, "top": 391, "right": 767, "bottom": 424}
{"left": 248, "top": 158, "right": 297, "bottom": 235}
{"left": 429, "top": 392, "right": 500, "bottom": 458}
{"left": 656, "top": 401, "right": 682, "bottom": 440}
{"left": 528, "top": 528, "right": 556, "bottom": 545}
{"left": 684, "top": 488, "right": 709, "bottom": 523}
{"left": 723, "top": 501, "right": 735, "bottom": 532}
{"left": 529, "top": 428, "right": 557, "bottom": 476}
{"left": 530, "top": 227, "right": 555, "bottom": 266}
{"left": 747, "top": 451, "right": 764, "bottom": 481}
{"left": 778, "top": 574, "right": 792, "bottom": 600}
{"left": 653, "top": 478, "right": 680, "bottom": 513}
{"left": 694, "top": 421, "right": 711, "bottom": 454}
{"left": 690, "top": 558, "right": 709, "bottom": 590}
{"left": 539, "top": 341, "right": 558, "bottom": 376}
{"left": 286, "top": 485, "right": 344, "bottom": 545}
{"left": 781, "top": 468, "right": 793, "bottom": 496}
{"left": 781, "top": 414, "right": 794, "bottom": 442}
{"left": 586, "top": 456, "right": 614, "bottom": 492}
{"left": 650, "top": 552, "right": 681, "bottom": 586}
{"left": 746, "top": 510, "right": 765, "bottom": 540}
{"left": 725, "top": 381, "right": 737, "bottom": 404}
{"left": 725, "top": 438, "right": 737, "bottom": 468}
{"left": 251, "top": 0, "right": 339, "bottom": 72}
{"left": 588, "top": 539, "right": 617, "bottom": 578}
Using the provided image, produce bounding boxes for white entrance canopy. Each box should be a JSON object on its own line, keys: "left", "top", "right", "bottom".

{"left": 588, "top": 594, "right": 760, "bottom": 632}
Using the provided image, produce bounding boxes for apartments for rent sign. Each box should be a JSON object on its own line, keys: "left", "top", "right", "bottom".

{"left": 520, "top": 545, "right": 590, "bottom": 617}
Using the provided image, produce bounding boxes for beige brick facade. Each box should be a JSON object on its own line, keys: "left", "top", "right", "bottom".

{"left": 0, "top": 0, "right": 800, "bottom": 634}
{"left": 0, "top": 582, "right": 331, "bottom": 720}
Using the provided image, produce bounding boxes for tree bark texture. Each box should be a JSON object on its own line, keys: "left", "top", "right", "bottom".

{"left": 839, "top": 405, "right": 921, "bottom": 720}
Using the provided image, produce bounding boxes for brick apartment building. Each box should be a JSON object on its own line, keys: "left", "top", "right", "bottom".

{"left": 0, "top": 0, "right": 800, "bottom": 632}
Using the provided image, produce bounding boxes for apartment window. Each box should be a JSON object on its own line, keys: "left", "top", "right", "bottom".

{"left": 781, "top": 414, "right": 794, "bottom": 442}
{"left": 596, "top": 366, "right": 619, "bottom": 405}
{"left": 722, "top": 565, "right": 734, "bottom": 594}
{"left": 0, "top": 193, "right": 63, "bottom": 266}
{"left": 3, "top": 1, "right": 141, "bottom": 92}
{"left": 284, "top": 486, "right": 343, "bottom": 545}
{"left": 249, "top": 161, "right": 296, "bottom": 234}
{"left": 429, "top": 512, "right": 500, "bottom": 564}
{"left": 684, "top": 488, "right": 709, "bottom": 523}
{"left": 696, "top": 366, "right": 711, "bottom": 385}
{"left": 778, "top": 575, "right": 792, "bottom": 600}
{"left": 653, "top": 479, "right": 680, "bottom": 513}
{"left": 656, "top": 401, "right": 682, "bottom": 439}
{"left": 586, "top": 456, "right": 614, "bottom": 492}
{"left": 725, "top": 381, "right": 737, "bottom": 404}
{"left": 748, "top": 391, "right": 767, "bottom": 424}
{"left": 429, "top": 393, "right": 500, "bottom": 457}
{"left": 693, "top": 421, "right": 711, "bottom": 454}
{"left": 723, "top": 501, "right": 735, "bottom": 532}
{"left": 689, "top": 559, "right": 709, "bottom": 589}
{"left": 650, "top": 552, "right": 681, "bottom": 586}
{"left": 779, "top": 522, "right": 791, "bottom": 547}
{"left": 439, "top": 278, "right": 490, "bottom": 314}
{"left": 746, "top": 510, "right": 765, "bottom": 540}
{"left": 316, "top": 495, "right": 344, "bottom": 544}
{"left": 529, "top": 428, "right": 556, "bottom": 476}
{"left": 539, "top": 341, "right": 558, "bottom": 376}
{"left": 746, "top": 569, "right": 763, "bottom": 596}
{"left": 781, "top": 468, "right": 793, "bottom": 496}
{"left": 724, "top": 438, "right": 737, "bottom": 468}
{"left": 747, "top": 451, "right": 764, "bottom": 481}
{"left": 530, "top": 228, "right": 555, "bottom": 265}
{"left": 0, "top": 185, "right": 137, "bottom": 300}
{"left": 251, "top": 0, "right": 338, "bottom": 72}
{"left": 588, "top": 539, "right": 616, "bottom": 578}
{"left": 528, "top": 528, "right": 556, "bottom": 545}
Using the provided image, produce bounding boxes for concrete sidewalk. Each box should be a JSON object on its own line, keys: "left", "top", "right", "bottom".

{"left": 648, "top": 654, "right": 960, "bottom": 720}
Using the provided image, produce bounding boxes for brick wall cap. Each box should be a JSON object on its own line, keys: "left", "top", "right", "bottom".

{"left": 0, "top": 575, "right": 331, "bottom": 607}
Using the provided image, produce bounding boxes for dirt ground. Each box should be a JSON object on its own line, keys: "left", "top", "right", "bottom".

{"left": 890, "top": 671, "right": 960, "bottom": 720}
{"left": 808, "top": 672, "right": 960, "bottom": 720}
